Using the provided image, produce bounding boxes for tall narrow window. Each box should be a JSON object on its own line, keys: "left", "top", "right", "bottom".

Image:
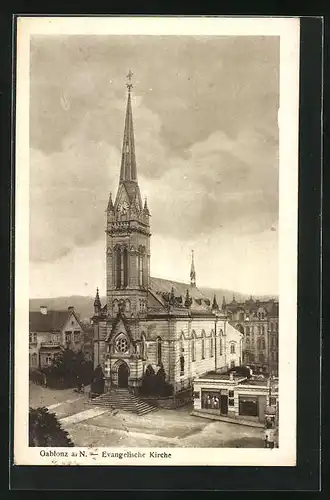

{"left": 230, "top": 343, "right": 236, "bottom": 354}
{"left": 210, "top": 336, "right": 214, "bottom": 357}
{"left": 219, "top": 337, "right": 223, "bottom": 356}
{"left": 116, "top": 247, "right": 121, "bottom": 288}
{"left": 191, "top": 332, "right": 196, "bottom": 362}
{"left": 201, "top": 333, "right": 205, "bottom": 359}
{"left": 156, "top": 337, "right": 162, "bottom": 365}
{"left": 139, "top": 254, "right": 143, "bottom": 287}
{"left": 123, "top": 248, "right": 128, "bottom": 287}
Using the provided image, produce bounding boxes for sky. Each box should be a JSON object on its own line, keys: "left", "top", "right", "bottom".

{"left": 29, "top": 35, "right": 279, "bottom": 298}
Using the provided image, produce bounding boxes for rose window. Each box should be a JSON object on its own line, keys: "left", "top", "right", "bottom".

{"left": 115, "top": 336, "right": 128, "bottom": 353}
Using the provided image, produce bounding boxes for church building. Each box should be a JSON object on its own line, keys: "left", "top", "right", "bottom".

{"left": 92, "top": 74, "right": 243, "bottom": 395}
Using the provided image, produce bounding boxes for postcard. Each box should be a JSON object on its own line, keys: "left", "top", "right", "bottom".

{"left": 14, "top": 15, "right": 300, "bottom": 466}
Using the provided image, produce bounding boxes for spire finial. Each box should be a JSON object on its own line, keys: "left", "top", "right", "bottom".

{"left": 190, "top": 250, "right": 196, "bottom": 287}
{"left": 126, "top": 69, "right": 133, "bottom": 93}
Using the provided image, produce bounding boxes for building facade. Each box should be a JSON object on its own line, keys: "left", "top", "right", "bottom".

{"left": 92, "top": 79, "right": 243, "bottom": 394}
{"left": 193, "top": 372, "right": 279, "bottom": 425}
{"left": 223, "top": 297, "right": 279, "bottom": 376}
{"left": 29, "top": 306, "right": 85, "bottom": 370}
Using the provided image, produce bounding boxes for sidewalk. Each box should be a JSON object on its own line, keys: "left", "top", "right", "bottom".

{"left": 191, "top": 410, "right": 264, "bottom": 428}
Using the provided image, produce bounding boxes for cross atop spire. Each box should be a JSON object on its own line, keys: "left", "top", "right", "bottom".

{"left": 120, "top": 72, "right": 137, "bottom": 182}
{"left": 190, "top": 250, "right": 196, "bottom": 287}
{"left": 126, "top": 70, "right": 133, "bottom": 92}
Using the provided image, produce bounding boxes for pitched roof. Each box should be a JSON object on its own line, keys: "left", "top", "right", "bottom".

{"left": 30, "top": 310, "right": 73, "bottom": 332}
{"left": 149, "top": 277, "right": 211, "bottom": 313}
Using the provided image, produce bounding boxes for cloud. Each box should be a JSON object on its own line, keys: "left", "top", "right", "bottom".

{"left": 29, "top": 34, "right": 279, "bottom": 282}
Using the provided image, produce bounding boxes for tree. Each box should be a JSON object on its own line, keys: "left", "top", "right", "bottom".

{"left": 44, "top": 347, "right": 93, "bottom": 389}
{"left": 29, "top": 407, "right": 74, "bottom": 447}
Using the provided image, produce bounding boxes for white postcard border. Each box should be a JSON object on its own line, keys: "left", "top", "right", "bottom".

{"left": 14, "top": 16, "right": 300, "bottom": 467}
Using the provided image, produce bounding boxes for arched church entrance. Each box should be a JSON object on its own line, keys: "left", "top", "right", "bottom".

{"left": 117, "top": 362, "right": 129, "bottom": 388}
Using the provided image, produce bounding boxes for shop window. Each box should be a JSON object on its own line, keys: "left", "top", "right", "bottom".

{"left": 239, "top": 396, "right": 259, "bottom": 417}
{"left": 201, "top": 390, "right": 220, "bottom": 410}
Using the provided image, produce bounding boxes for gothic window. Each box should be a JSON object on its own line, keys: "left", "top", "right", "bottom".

{"left": 210, "top": 335, "right": 214, "bottom": 357}
{"left": 230, "top": 343, "right": 236, "bottom": 354}
{"left": 191, "top": 331, "right": 196, "bottom": 362}
{"left": 156, "top": 337, "right": 162, "bottom": 365}
{"left": 115, "top": 247, "right": 121, "bottom": 288}
{"left": 201, "top": 331, "right": 206, "bottom": 359}
{"left": 139, "top": 254, "right": 143, "bottom": 287}
{"left": 123, "top": 247, "right": 128, "bottom": 287}
{"left": 115, "top": 334, "right": 129, "bottom": 354}
{"left": 219, "top": 336, "right": 223, "bottom": 356}
{"left": 180, "top": 355, "right": 185, "bottom": 375}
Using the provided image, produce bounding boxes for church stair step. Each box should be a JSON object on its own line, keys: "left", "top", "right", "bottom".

{"left": 87, "top": 389, "right": 158, "bottom": 415}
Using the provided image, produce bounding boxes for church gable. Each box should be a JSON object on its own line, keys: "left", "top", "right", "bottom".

{"left": 105, "top": 316, "right": 133, "bottom": 344}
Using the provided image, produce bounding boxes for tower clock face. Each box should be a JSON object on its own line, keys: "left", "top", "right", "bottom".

{"left": 118, "top": 201, "right": 129, "bottom": 214}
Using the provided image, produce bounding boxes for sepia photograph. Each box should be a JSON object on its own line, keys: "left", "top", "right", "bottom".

{"left": 14, "top": 16, "right": 300, "bottom": 466}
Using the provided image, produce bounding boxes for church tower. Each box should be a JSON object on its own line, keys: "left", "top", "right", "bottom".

{"left": 106, "top": 72, "right": 151, "bottom": 318}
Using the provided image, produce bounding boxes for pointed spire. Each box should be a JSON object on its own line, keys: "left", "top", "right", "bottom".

{"left": 185, "top": 289, "right": 192, "bottom": 308}
{"left": 222, "top": 295, "right": 226, "bottom": 311}
{"left": 169, "top": 286, "right": 175, "bottom": 306}
{"left": 143, "top": 197, "right": 150, "bottom": 216}
{"left": 120, "top": 71, "right": 137, "bottom": 182}
{"left": 94, "top": 287, "right": 101, "bottom": 315}
{"left": 190, "top": 250, "right": 196, "bottom": 287}
{"left": 107, "top": 192, "right": 114, "bottom": 212}
{"left": 212, "top": 294, "right": 219, "bottom": 311}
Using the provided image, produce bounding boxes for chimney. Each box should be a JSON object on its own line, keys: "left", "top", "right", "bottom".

{"left": 40, "top": 306, "right": 47, "bottom": 315}
{"left": 68, "top": 306, "right": 74, "bottom": 312}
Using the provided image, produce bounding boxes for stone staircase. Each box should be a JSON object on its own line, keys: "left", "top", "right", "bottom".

{"left": 87, "top": 388, "right": 158, "bottom": 416}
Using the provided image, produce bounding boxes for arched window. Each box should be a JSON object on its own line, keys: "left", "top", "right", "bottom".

{"left": 230, "top": 343, "right": 236, "bottom": 354}
{"left": 115, "top": 247, "right": 121, "bottom": 288}
{"left": 219, "top": 330, "right": 223, "bottom": 355}
{"left": 191, "top": 331, "right": 196, "bottom": 362}
{"left": 123, "top": 247, "right": 128, "bottom": 287}
{"left": 261, "top": 325, "right": 264, "bottom": 335}
{"left": 201, "top": 331, "right": 206, "bottom": 359}
{"left": 180, "top": 355, "right": 185, "bottom": 375}
{"left": 210, "top": 335, "right": 214, "bottom": 357}
{"left": 156, "top": 337, "right": 162, "bottom": 365}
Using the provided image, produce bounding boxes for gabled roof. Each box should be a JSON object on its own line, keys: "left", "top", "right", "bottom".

{"left": 149, "top": 277, "right": 211, "bottom": 313}
{"left": 29, "top": 310, "right": 81, "bottom": 333}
